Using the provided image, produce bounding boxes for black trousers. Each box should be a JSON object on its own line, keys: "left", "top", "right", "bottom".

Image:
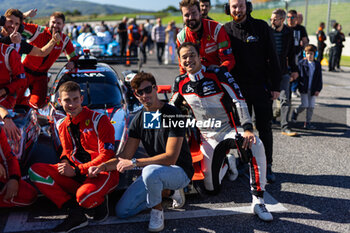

{"left": 156, "top": 42, "right": 165, "bottom": 64}
{"left": 317, "top": 42, "right": 325, "bottom": 62}
{"left": 119, "top": 38, "right": 127, "bottom": 57}
{"left": 241, "top": 86, "right": 274, "bottom": 165}
{"left": 329, "top": 46, "right": 340, "bottom": 71}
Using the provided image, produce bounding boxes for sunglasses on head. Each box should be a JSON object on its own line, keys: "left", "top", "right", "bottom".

{"left": 134, "top": 85, "right": 155, "bottom": 97}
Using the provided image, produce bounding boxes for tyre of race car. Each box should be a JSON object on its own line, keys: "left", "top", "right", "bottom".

{"left": 208, "top": 138, "right": 237, "bottom": 195}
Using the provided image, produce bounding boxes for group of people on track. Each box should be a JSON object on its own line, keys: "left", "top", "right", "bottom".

{"left": 0, "top": 0, "right": 330, "bottom": 232}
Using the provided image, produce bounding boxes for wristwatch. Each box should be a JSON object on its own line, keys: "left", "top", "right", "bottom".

{"left": 131, "top": 158, "right": 137, "bottom": 167}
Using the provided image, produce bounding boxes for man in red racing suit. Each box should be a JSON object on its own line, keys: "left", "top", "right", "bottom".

{"left": 171, "top": 42, "right": 273, "bottom": 222}
{"left": 17, "top": 11, "right": 78, "bottom": 109}
{"left": 0, "top": 127, "right": 37, "bottom": 207}
{"left": 177, "top": 0, "right": 235, "bottom": 74}
{"left": 29, "top": 81, "right": 118, "bottom": 232}
{"left": 0, "top": 43, "right": 26, "bottom": 109}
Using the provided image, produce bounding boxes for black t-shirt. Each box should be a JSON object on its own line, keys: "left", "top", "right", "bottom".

{"left": 128, "top": 103, "right": 194, "bottom": 179}
{"left": 290, "top": 24, "right": 308, "bottom": 56}
{"left": 118, "top": 22, "right": 128, "bottom": 40}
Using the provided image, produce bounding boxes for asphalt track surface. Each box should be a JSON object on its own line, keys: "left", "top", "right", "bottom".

{"left": 0, "top": 53, "right": 349, "bottom": 233}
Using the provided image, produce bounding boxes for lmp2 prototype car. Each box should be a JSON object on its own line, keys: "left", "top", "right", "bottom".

{"left": 43, "top": 52, "right": 141, "bottom": 155}
{"left": 38, "top": 51, "right": 144, "bottom": 188}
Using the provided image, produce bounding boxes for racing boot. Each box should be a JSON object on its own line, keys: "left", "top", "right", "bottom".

{"left": 52, "top": 203, "right": 88, "bottom": 233}
{"left": 227, "top": 153, "right": 238, "bottom": 181}
{"left": 251, "top": 195, "right": 273, "bottom": 222}
{"left": 92, "top": 195, "right": 109, "bottom": 222}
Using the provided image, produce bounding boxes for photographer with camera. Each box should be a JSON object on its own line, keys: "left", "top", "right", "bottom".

{"left": 171, "top": 42, "right": 272, "bottom": 222}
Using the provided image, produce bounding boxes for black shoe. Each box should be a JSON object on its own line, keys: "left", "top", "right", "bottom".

{"left": 291, "top": 111, "right": 298, "bottom": 123}
{"left": 93, "top": 195, "right": 109, "bottom": 222}
{"left": 52, "top": 208, "right": 88, "bottom": 233}
{"left": 266, "top": 164, "right": 276, "bottom": 183}
{"left": 304, "top": 122, "right": 316, "bottom": 130}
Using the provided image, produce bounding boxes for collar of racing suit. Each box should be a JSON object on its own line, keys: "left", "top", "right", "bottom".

{"left": 188, "top": 65, "right": 206, "bottom": 82}
{"left": 66, "top": 106, "right": 88, "bottom": 125}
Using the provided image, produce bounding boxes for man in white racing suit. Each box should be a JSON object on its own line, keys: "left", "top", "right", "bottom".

{"left": 170, "top": 42, "right": 273, "bottom": 221}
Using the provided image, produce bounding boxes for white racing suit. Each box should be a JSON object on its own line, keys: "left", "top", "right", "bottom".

{"left": 170, "top": 66, "right": 267, "bottom": 197}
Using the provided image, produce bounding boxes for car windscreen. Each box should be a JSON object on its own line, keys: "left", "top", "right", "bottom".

{"left": 56, "top": 71, "right": 123, "bottom": 109}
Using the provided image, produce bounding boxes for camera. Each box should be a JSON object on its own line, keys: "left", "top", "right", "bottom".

{"left": 234, "top": 133, "right": 253, "bottom": 163}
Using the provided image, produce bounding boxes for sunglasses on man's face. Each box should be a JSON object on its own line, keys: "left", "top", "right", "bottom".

{"left": 287, "top": 16, "right": 295, "bottom": 19}
{"left": 134, "top": 85, "right": 155, "bottom": 97}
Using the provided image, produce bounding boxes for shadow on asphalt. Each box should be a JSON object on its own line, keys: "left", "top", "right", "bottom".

{"left": 265, "top": 173, "right": 350, "bottom": 226}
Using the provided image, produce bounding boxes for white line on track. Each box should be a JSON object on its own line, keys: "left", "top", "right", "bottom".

{"left": 4, "top": 193, "right": 287, "bottom": 232}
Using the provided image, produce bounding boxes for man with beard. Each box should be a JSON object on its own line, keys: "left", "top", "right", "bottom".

{"left": 224, "top": 0, "right": 281, "bottom": 183}
{"left": 0, "top": 9, "right": 61, "bottom": 57}
{"left": 177, "top": 0, "right": 235, "bottom": 74}
{"left": 270, "top": 9, "right": 298, "bottom": 138}
{"left": 200, "top": 0, "right": 213, "bottom": 20}
{"left": 16, "top": 10, "right": 78, "bottom": 109}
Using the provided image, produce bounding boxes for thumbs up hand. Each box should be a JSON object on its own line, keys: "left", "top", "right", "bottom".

{"left": 9, "top": 25, "right": 21, "bottom": 44}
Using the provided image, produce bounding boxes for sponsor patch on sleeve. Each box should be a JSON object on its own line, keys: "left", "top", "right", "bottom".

{"left": 104, "top": 143, "right": 115, "bottom": 151}
{"left": 218, "top": 41, "right": 228, "bottom": 49}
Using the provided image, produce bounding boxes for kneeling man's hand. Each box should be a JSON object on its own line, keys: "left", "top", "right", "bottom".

{"left": 116, "top": 158, "right": 133, "bottom": 173}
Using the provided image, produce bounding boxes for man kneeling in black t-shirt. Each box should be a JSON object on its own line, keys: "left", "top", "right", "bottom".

{"left": 88, "top": 72, "right": 193, "bottom": 232}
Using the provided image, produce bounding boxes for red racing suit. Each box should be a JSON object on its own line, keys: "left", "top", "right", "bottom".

{"left": 0, "top": 128, "right": 37, "bottom": 207}
{"left": 29, "top": 107, "right": 119, "bottom": 209}
{"left": 170, "top": 66, "right": 266, "bottom": 196}
{"left": 0, "top": 43, "right": 26, "bottom": 109}
{"left": 176, "top": 18, "right": 235, "bottom": 74}
{"left": 17, "top": 23, "right": 79, "bottom": 108}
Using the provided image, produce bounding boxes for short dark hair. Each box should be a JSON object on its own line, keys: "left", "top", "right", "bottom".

{"left": 199, "top": 0, "right": 211, "bottom": 5}
{"left": 333, "top": 22, "right": 339, "bottom": 29}
{"left": 304, "top": 44, "right": 317, "bottom": 53}
{"left": 272, "top": 8, "right": 286, "bottom": 19}
{"left": 179, "top": 0, "right": 200, "bottom": 13}
{"left": 177, "top": 42, "right": 200, "bottom": 57}
{"left": 288, "top": 9, "right": 297, "bottom": 15}
{"left": 5, "top": 9, "right": 23, "bottom": 23}
{"left": 130, "top": 72, "right": 157, "bottom": 90}
{"left": 50, "top": 12, "right": 66, "bottom": 23}
{"left": 58, "top": 81, "right": 81, "bottom": 96}
{"left": 320, "top": 22, "right": 325, "bottom": 27}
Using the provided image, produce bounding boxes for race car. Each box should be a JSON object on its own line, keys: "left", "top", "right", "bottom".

{"left": 44, "top": 52, "right": 136, "bottom": 153}
{"left": 57, "top": 32, "right": 140, "bottom": 67}
{"left": 37, "top": 50, "right": 144, "bottom": 188}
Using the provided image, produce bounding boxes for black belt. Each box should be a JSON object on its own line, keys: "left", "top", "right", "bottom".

{"left": 24, "top": 67, "right": 48, "bottom": 77}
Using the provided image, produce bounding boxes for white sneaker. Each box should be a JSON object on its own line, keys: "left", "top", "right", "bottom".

{"left": 148, "top": 209, "right": 164, "bottom": 232}
{"left": 227, "top": 154, "right": 238, "bottom": 181}
{"left": 251, "top": 197, "right": 273, "bottom": 222}
{"left": 291, "top": 92, "right": 299, "bottom": 98}
{"left": 170, "top": 189, "right": 185, "bottom": 208}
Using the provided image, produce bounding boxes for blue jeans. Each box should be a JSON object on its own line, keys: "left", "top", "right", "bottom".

{"left": 116, "top": 164, "right": 190, "bottom": 218}
{"left": 280, "top": 74, "right": 291, "bottom": 129}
